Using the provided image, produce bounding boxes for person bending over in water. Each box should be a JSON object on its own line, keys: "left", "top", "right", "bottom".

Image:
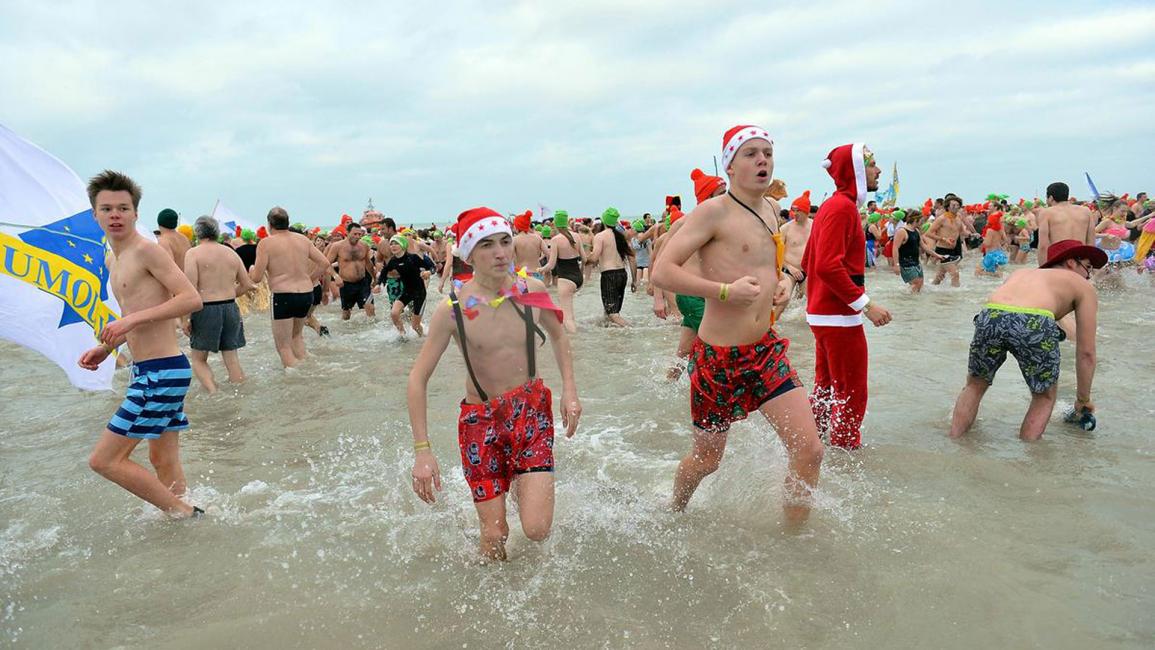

{"left": 949, "top": 239, "right": 1104, "bottom": 441}
{"left": 408, "top": 208, "right": 581, "bottom": 560}
{"left": 653, "top": 125, "right": 824, "bottom": 524}
{"left": 80, "top": 171, "right": 205, "bottom": 517}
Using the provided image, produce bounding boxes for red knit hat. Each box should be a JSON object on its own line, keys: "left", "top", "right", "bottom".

{"left": 669, "top": 205, "right": 685, "bottom": 225}
{"left": 454, "top": 207, "right": 512, "bottom": 260}
{"left": 257, "top": 226, "right": 268, "bottom": 239}
{"left": 690, "top": 168, "right": 725, "bottom": 205}
{"left": 721, "top": 125, "right": 772, "bottom": 173}
{"left": 513, "top": 210, "right": 532, "bottom": 233}
{"left": 791, "top": 190, "right": 811, "bottom": 213}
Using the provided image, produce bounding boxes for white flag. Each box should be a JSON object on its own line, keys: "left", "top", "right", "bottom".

{"left": 0, "top": 123, "right": 121, "bottom": 390}
{"left": 211, "top": 200, "right": 258, "bottom": 236}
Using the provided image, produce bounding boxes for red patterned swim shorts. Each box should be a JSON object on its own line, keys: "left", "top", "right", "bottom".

{"left": 457, "top": 378, "right": 555, "bottom": 502}
{"left": 689, "top": 329, "right": 802, "bottom": 433}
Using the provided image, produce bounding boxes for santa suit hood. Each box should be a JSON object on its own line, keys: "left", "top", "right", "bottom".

{"left": 822, "top": 143, "right": 870, "bottom": 207}
{"left": 801, "top": 142, "right": 872, "bottom": 326}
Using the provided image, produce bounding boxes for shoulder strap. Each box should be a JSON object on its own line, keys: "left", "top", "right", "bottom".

{"left": 509, "top": 301, "right": 546, "bottom": 378}
{"left": 449, "top": 289, "right": 488, "bottom": 401}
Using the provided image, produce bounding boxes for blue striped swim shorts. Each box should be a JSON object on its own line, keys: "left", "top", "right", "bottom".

{"left": 107, "top": 354, "right": 192, "bottom": 439}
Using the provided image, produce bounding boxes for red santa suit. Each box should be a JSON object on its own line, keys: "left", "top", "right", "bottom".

{"left": 801, "top": 143, "right": 872, "bottom": 449}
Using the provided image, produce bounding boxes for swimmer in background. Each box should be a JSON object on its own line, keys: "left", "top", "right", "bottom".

{"left": 891, "top": 209, "right": 944, "bottom": 293}
{"left": 512, "top": 210, "right": 546, "bottom": 280}
{"left": 537, "top": 210, "right": 586, "bottom": 334}
{"left": 249, "top": 207, "right": 331, "bottom": 368}
{"left": 328, "top": 223, "right": 377, "bottom": 321}
{"left": 949, "top": 239, "right": 1104, "bottom": 441}
{"left": 591, "top": 208, "right": 635, "bottom": 327}
{"left": 408, "top": 207, "right": 580, "bottom": 561}
{"left": 925, "top": 195, "right": 966, "bottom": 287}
{"left": 773, "top": 190, "right": 813, "bottom": 320}
{"left": 182, "top": 215, "right": 254, "bottom": 393}
{"left": 79, "top": 171, "right": 204, "bottom": 517}
{"left": 975, "top": 212, "right": 1009, "bottom": 277}
{"left": 653, "top": 168, "right": 727, "bottom": 380}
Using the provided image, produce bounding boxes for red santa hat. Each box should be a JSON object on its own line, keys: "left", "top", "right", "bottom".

{"left": 690, "top": 168, "right": 725, "bottom": 205}
{"left": 791, "top": 190, "right": 811, "bottom": 213}
{"left": 721, "top": 125, "right": 773, "bottom": 174}
{"left": 454, "top": 207, "right": 512, "bottom": 261}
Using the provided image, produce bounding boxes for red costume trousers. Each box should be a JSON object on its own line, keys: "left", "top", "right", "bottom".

{"left": 810, "top": 324, "right": 868, "bottom": 449}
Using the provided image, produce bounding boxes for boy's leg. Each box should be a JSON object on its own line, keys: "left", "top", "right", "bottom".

{"left": 410, "top": 312, "right": 424, "bottom": 337}
{"left": 89, "top": 430, "right": 193, "bottom": 515}
{"left": 390, "top": 300, "right": 406, "bottom": 335}
{"left": 148, "top": 430, "right": 188, "bottom": 497}
{"left": 949, "top": 376, "right": 990, "bottom": 438}
{"left": 189, "top": 349, "right": 217, "bottom": 394}
{"left": 671, "top": 428, "right": 729, "bottom": 512}
{"left": 473, "top": 496, "right": 510, "bottom": 561}
{"left": 758, "top": 389, "right": 824, "bottom": 525}
{"left": 1019, "top": 386, "right": 1058, "bottom": 441}
{"left": 513, "top": 472, "right": 555, "bottom": 542}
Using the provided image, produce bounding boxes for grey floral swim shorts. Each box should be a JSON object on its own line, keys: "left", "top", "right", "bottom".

{"left": 967, "top": 304, "right": 1065, "bottom": 394}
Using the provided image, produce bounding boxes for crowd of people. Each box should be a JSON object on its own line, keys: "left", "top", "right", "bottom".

{"left": 76, "top": 124, "right": 1150, "bottom": 560}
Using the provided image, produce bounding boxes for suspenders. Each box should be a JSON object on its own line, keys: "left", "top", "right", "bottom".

{"left": 449, "top": 288, "right": 545, "bottom": 402}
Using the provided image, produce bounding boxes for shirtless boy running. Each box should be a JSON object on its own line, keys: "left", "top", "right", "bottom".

{"left": 773, "top": 190, "right": 813, "bottom": 319}
{"left": 80, "top": 171, "right": 204, "bottom": 517}
{"left": 408, "top": 208, "right": 581, "bottom": 560}
{"left": 926, "top": 196, "right": 966, "bottom": 287}
{"left": 652, "top": 125, "right": 824, "bottom": 524}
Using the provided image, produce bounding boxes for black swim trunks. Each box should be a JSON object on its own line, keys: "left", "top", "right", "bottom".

{"left": 398, "top": 287, "right": 428, "bottom": 316}
{"left": 312, "top": 284, "right": 323, "bottom": 306}
{"left": 273, "top": 291, "right": 312, "bottom": 320}
{"left": 339, "top": 274, "right": 373, "bottom": 311}
{"left": 935, "top": 245, "right": 962, "bottom": 264}
{"left": 600, "top": 268, "right": 628, "bottom": 315}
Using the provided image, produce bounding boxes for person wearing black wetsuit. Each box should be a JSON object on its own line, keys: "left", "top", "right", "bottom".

{"left": 382, "top": 235, "right": 434, "bottom": 337}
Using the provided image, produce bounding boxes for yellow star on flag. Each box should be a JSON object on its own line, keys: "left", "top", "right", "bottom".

{"left": 67, "top": 240, "right": 76, "bottom": 247}
{"left": 83, "top": 253, "right": 94, "bottom": 264}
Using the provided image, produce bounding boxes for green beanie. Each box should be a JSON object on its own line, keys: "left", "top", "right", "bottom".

{"left": 892, "top": 209, "right": 906, "bottom": 221}
{"left": 390, "top": 234, "right": 409, "bottom": 251}
{"left": 632, "top": 219, "right": 645, "bottom": 232}
{"left": 291, "top": 222, "right": 306, "bottom": 231}
{"left": 920, "top": 222, "right": 931, "bottom": 233}
{"left": 601, "top": 207, "right": 620, "bottom": 228}
{"left": 867, "top": 212, "right": 883, "bottom": 224}
{"left": 361, "top": 235, "right": 374, "bottom": 246}
{"left": 553, "top": 210, "right": 569, "bottom": 229}
{"left": 1014, "top": 218, "right": 1028, "bottom": 228}
{"left": 241, "top": 228, "right": 257, "bottom": 243}
{"left": 157, "top": 208, "right": 179, "bottom": 229}
{"left": 541, "top": 226, "right": 553, "bottom": 238}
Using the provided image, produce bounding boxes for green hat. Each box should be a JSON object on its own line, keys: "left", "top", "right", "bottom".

{"left": 241, "top": 228, "right": 257, "bottom": 243}
{"left": 553, "top": 210, "right": 569, "bottom": 228}
{"left": 361, "top": 235, "right": 374, "bottom": 246}
{"left": 432, "top": 230, "right": 444, "bottom": 239}
{"left": 867, "top": 212, "right": 883, "bottom": 224}
{"left": 291, "top": 222, "right": 306, "bottom": 231}
{"left": 632, "top": 219, "right": 645, "bottom": 232}
{"left": 601, "top": 207, "right": 620, "bottom": 228}
{"left": 390, "top": 234, "right": 409, "bottom": 251}
{"left": 541, "top": 226, "right": 553, "bottom": 238}
{"left": 920, "top": 222, "right": 931, "bottom": 232}
{"left": 157, "top": 208, "right": 179, "bottom": 229}
{"left": 892, "top": 209, "right": 907, "bottom": 221}
{"left": 1014, "top": 218, "right": 1028, "bottom": 228}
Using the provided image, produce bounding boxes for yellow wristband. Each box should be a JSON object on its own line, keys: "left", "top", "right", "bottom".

{"left": 414, "top": 441, "right": 431, "bottom": 452}
{"left": 719, "top": 283, "right": 729, "bottom": 302}
{"left": 101, "top": 343, "right": 115, "bottom": 354}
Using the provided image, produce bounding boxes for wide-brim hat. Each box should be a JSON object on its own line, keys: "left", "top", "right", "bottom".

{"left": 1040, "top": 239, "right": 1107, "bottom": 269}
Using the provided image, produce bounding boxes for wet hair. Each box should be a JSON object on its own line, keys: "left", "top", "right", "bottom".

{"left": 87, "top": 170, "right": 142, "bottom": 209}
{"left": 194, "top": 215, "right": 220, "bottom": 241}
{"left": 1047, "top": 182, "right": 1070, "bottom": 202}
{"left": 779, "top": 209, "right": 790, "bottom": 220}
{"left": 809, "top": 205, "right": 818, "bottom": 214}
{"left": 267, "top": 206, "right": 290, "bottom": 230}
{"left": 612, "top": 226, "right": 633, "bottom": 261}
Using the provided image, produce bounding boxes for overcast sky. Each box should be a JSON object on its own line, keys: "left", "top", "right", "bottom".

{"left": 2, "top": 0, "right": 1152, "bottom": 228}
